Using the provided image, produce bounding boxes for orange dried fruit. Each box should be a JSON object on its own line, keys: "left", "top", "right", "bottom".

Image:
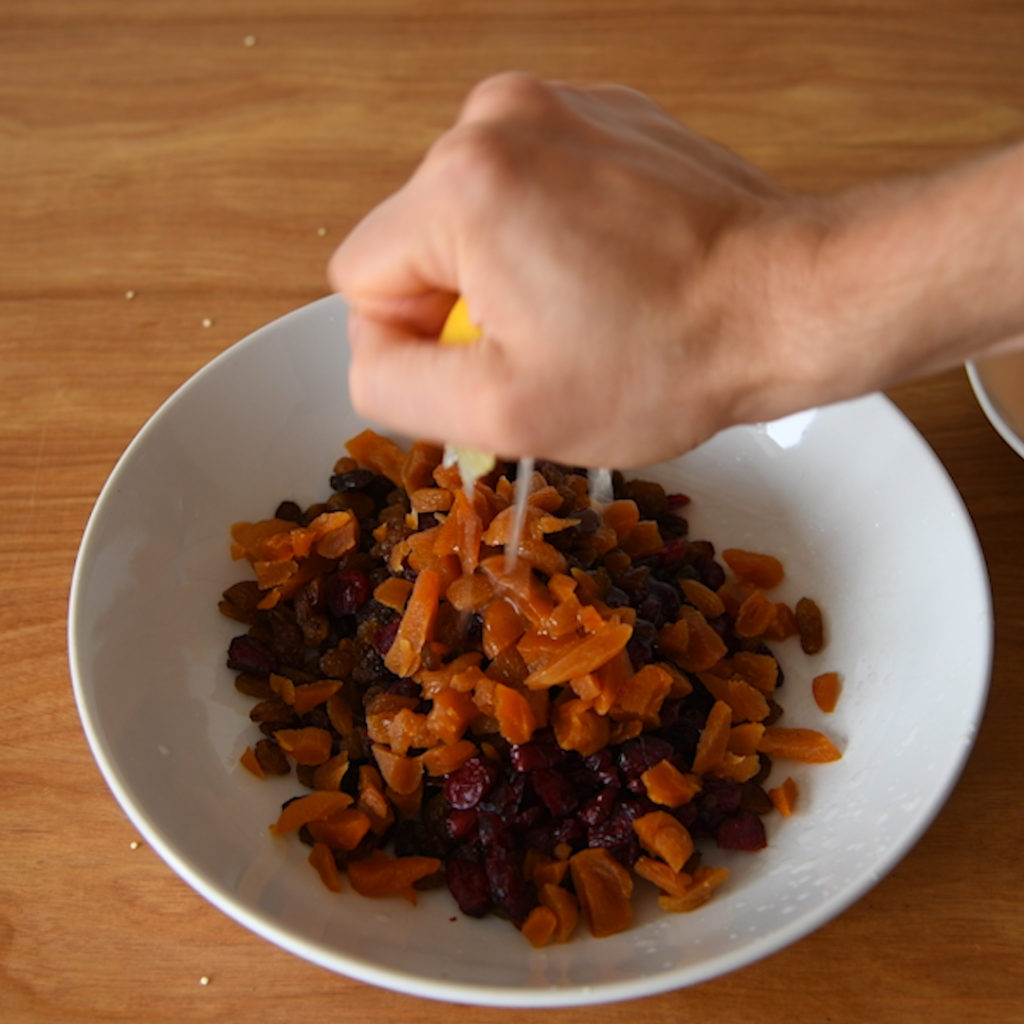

{"left": 308, "top": 842, "right": 343, "bottom": 893}
{"left": 758, "top": 726, "right": 842, "bottom": 762}
{"left": 812, "top": 671, "right": 842, "bottom": 712}
{"left": 633, "top": 811, "right": 694, "bottom": 872}
{"left": 273, "top": 726, "right": 333, "bottom": 766}
{"left": 569, "top": 848, "right": 634, "bottom": 938}
{"left": 641, "top": 759, "right": 702, "bottom": 807}
{"left": 524, "top": 620, "right": 633, "bottom": 690}
{"left": 769, "top": 776, "right": 799, "bottom": 816}
{"left": 307, "top": 808, "right": 373, "bottom": 850}
{"left": 691, "top": 700, "right": 733, "bottom": 774}
{"left": 721, "top": 548, "right": 785, "bottom": 589}
{"left": 657, "top": 865, "right": 730, "bottom": 913}
{"left": 346, "top": 850, "right": 441, "bottom": 903}
{"left": 270, "top": 791, "right": 354, "bottom": 836}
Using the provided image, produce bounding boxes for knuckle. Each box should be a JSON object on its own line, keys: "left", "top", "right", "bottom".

{"left": 460, "top": 71, "right": 555, "bottom": 124}
{"left": 429, "top": 122, "right": 522, "bottom": 202}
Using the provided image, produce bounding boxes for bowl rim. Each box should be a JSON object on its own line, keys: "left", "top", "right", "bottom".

{"left": 965, "top": 359, "right": 1024, "bottom": 460}
{"left": 68, "top": 296, "right": 994, "bottom": 1007}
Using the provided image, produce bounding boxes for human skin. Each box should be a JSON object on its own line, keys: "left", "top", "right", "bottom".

{"left": 329, "top": 72, "right": 1024, "bottom": 468}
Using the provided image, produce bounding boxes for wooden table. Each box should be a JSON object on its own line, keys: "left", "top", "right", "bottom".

{"left": 3, "top": 2, "right": 1022, "bottom": 1021}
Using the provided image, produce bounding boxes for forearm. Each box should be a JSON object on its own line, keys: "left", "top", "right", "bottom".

{"left": 803, "top": 142, "right": 1024, "bottom": 399}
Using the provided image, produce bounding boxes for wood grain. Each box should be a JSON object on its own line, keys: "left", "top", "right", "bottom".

{"left": 2, "top": 2, "right": 1022, "bottom": 1021}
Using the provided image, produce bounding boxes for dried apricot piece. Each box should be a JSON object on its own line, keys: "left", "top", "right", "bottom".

{"left": 658, "top": 865, "right": 731, "bottom": 913}
{"left": 812, "top": 671, "right": 842, "bottom": 712}
{"left": 691, "top": 700, "right": 733, "bottom": 774}
{"left": 521, "top": 905, "right": 558, "bottom": 947}
{"left": 552, "top": 697, "right": 611, "bottom": 756}
{"left": 633, "top": 811, "right": 694, "bottom": 872}
{"left": 308, "top": 842, "right": 343, "bottom": 893}
{"left": 569, "top": 848, "right": 634, "bottom": 938}
{"left": 641, "top": 759, "right": 702, "bottom": 808}
{"left": 346, "top": 850, "right": 441, "bottom": 903}
{"left": 633, "top": 856, "right": 691, "bottom": 897}
{"left": 524, "top": 620, "right": 633, "bottom": 690}
{"left": 768, "top": 776, "right": 799, "bottom": 816}
{"left": 537, "top": 883, "right": 580, "bottom": 942}
{"left": 307, "top": 808, "right": 373, "bottom": 850}
{"left": 758, "top": 726, "right": 841, "bottom": 762}
{"left": 493, "top": 683, "right": 538, "bottom": 745}
{"left": 384, "top": 568, "right": 441, "bottom": 677}
{"left": 270, "top": 791, "right": 354, "bottom": 836}
{"left": 273, "top": 726, "right": 333, "bottom": 765}
{"left": 239, "top": 745, "right": 264, "bottom": 778}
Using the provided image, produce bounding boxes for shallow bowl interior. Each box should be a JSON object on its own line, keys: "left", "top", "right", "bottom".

{"left": 69, "top": 296, "right": 992, "bottom": 1007}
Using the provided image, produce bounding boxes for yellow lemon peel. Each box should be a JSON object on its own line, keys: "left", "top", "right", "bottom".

{"left": 440, "top": 298, "right": 496, "bottom": 493}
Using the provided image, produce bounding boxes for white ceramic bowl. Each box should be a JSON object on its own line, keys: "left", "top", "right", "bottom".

{"left": 69, "top": 296, "right": 992, "bottom": 1007}
{"left": 966, "top": 352, "right": 1024, "bottom": 460}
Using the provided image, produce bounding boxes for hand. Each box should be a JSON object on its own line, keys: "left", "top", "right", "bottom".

{"left": 328, "top": 72, "right": 822, "bottom": 467}
{"left": 329, "top": 73, "right": 1024, "bottom": 467}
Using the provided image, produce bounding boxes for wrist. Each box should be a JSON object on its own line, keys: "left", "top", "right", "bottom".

{"left": 798, "top": 143, "right": 1024, "bottom": 399}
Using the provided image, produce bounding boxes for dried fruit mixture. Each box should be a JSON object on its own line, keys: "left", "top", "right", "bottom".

{"left": 219, "top": 429, "right": 841, "bottom": 945}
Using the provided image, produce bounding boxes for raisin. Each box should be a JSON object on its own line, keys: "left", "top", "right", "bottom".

{"left": 795, "top": 596, "right": 825, "bottom": 654}
{"left": 254, "top": 738, "right": 290, "bottom": 775}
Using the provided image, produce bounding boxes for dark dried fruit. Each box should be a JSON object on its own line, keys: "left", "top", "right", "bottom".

{"left": 227, "top": 634, "right": 276, "bottom": 676}
{"left": 445, "top": 857, "right": 491, "bottom": 917}
{"left": 795, "top": 596, "right": 825, "bottom": 654}
{"left": 715, "top": 810, "right": 767, "bottom": 851}
{"left": 443, "top": 757, "right": 499, "bottom": 810}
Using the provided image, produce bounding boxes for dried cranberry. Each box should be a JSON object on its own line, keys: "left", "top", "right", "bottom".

{"left": 509, "top": 730, "right": 565, "bottom": 772}
{"left": 694, "top": 777, "right": 744, "bottom": 835}
{"left": 226, "top": 634, "right": 276, "bottom": 675}
{"left": 445, "top": 857, "right": 491, "bottom": 917}
{"left": 582, "top": 749, "right": 621, "bottom": 788}
{"left": 716, "top": 810, "right": 767, "bottom": 851}
{"left": 443, "top": 757, "right": 499, "bottom": 810}
{"left": 578, "top": 786, "right": 619, "bottom": 828}
{"left": 693, "top": 555, "right": 726, "bottom": 591}
{"left": 587, "top": 806, "right": 641, "bottom": 866}
{"left": 484, "top": 846, "right": 533, "bottom": 925}
{"left": 617, "top": 735, "right": 675, "bottom": 782}
{"left": 530, "top": 767, "right": 579, "bottom": 818}
{"left": 445, "top": 808, "right": 478, "bottom": 842}
{"left": 372, "top": 620, "right": 399, "bottom": 658}
{"left": 667, "top": 493, "right": 691, "bottom": 508}
{"left": 550, "top": 817, "right": 586, "bottom": 851}
{"left": 480, "top": 774, "right": 534, "bottom": 824}
{"left": 658, "top": 536, "right": 689, "bottom": 568}
{"left": 327, "top": 569, "right": 371, "bottom": 617}
{"left": 476, "top": 811, "right": 514, "bottom": 850}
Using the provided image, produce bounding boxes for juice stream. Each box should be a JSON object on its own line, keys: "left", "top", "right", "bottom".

{"left": 439, "top": 299, "right": 612, "bottom": 573}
